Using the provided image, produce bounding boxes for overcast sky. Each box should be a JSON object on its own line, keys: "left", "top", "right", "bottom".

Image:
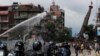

{"left": 0, "top": 0, "right": 100, "bottom": 36}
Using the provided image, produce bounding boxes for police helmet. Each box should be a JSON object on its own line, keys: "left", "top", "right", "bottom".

{"left": 33, "top": 41, "right": 42, "bottom": 51}
{"left": 15, "top": 41, "right": 24, "bottom": 51}
{"left": 0, "top": 42, "right": 7, "bottom": 50}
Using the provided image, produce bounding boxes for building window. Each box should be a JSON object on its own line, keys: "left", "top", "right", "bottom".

{"left": 28, "top": 13, "right": 36, "bottom": 18}
{"left": 2, "top": 33, "right": 9, "bottom": 37}
{"left": 0, "top": 16, "right": 9, "bottom": 22}
{"left": 1, "top": 24, "right": 9, "bottom": 30}
{"left": 20, "top": 12, "right": 28, "bottom": 18}
{"left": 14, "top": 12, "right": 19, "bottom": 18}
{"left": 0, "top": 17, "right": 1, "bottom": 22}
{"left": 0, "top": 24, "right": 1, "bottom": 30}
{"left": 15, "top": 20, "right": 23, "bottom": 25}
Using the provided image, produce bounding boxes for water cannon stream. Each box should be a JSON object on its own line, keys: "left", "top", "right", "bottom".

{"left": 0, "top": 12, "right": 47, "bottom": 37}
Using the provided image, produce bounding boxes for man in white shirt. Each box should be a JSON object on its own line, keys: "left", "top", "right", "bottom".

{"left": 25, "top": 31, "right": 38, "bottom": 51}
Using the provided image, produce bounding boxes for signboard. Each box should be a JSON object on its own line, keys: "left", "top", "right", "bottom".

{"left": 97, "top": 27, "right": 100, "bottom": 36}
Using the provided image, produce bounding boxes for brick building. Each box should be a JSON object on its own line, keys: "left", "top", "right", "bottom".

{"left": 0, "top": 6, "right": 14, "bottom": 38}
{"left": 0, "top": 2, "right": 44, "bottom": 38}
{"left": 11, "top": 2, "right": 44, "bottom": 25}
{"left": 50, "top": 1, "right": 65, "bottom": 26}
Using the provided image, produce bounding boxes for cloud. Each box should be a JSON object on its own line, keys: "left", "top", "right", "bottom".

{"left": 61, "top": 0, "right": 98, "bottom": 36}
{"left": 63, "top": 8, "right": 84, "bottom": 36}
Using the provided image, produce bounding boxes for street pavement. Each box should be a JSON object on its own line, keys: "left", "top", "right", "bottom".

{"left": 70, "top": 46, "right": 100, "bottom": 56}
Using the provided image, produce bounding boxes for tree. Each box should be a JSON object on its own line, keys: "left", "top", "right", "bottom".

{"left": 84, "top": 24, "right": 96, "bottom": 40}
{"left": 38, "top": 15, "right": 72, "bottom": 42}
{"left": 29, "top": 14, "right": 72, "bottom": 42}
{"left": 55, "top": 27, "right": 72, "bottom": 42}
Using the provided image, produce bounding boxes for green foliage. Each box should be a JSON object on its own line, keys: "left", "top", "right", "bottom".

{"left": 84, "top": 24, "right": 95, "bottom": 40}
{"left": 39, "top": 16, "right": 72, "bottom": 42}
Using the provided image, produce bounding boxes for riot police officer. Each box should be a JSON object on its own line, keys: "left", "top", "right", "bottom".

{"left": 32, "top": 41, "right": 43, "bottom": 56}
{"left": 60, "top": 42, "right": 71, "bottom": 56}
{"left": 0, "top": 42, "right": 8, "bottom": 56}
{"left": 47, "top": 41, "right": 56, "bottom": 56}
{"left": 33, "top": 41, "right": 42, "bottom": 51}
{"left": 14, "top": 41, "right": 25, "bottom": 56}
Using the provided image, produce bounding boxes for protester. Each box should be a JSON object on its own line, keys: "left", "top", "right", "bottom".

{"left": 74, "top": 43, "right": 80, "bottom": 56}
{"left": 80, "top": 43, "right": 84, "bottom": 54}
{"left": 95, "top": 43, "right": 100, "bottom": 54}
{"left": 47, "top": 41, "right": 56, "bottom": 56}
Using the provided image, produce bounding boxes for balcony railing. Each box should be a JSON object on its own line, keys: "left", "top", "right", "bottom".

{"left": 96, "top": 23, "right": 100, "bottom": 26}
{"left": 14, "top": 15, "right": 28, "bottom": 19}
{"left": 2, "top": 34, "right": 9, "bottom": 37}
{"left": 1, "top": 27, "right": 9, "bottom": 30}
{"left": 0, "top": 20, "right": 9, "bottom": 22}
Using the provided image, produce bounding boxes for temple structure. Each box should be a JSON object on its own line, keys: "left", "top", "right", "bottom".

{"left": 50, "top": 0, "right": 64, "bottom": 26}
{"left": 79, "top": 2, "right": 93, "bottom": 38}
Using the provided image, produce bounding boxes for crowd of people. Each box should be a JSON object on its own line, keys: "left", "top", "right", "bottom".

{"left": 0, "top": 39, "right": 100, "bottom": 56}
{"left": 0, "top": 31, "right": 100, "bottom": 56}
{"left": 44, "top": 41, "right": 71, "bottom": 56}
{"left": 0, "top": 40, "right": 71, "bottom": 56}
{"left": 71, "top": 40, "right": 100, "bottom": 56}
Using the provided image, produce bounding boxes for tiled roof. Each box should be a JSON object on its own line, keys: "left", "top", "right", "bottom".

{"left": 0, "top": 6, "right": 9, "bottom": 7}
{"left": 19, "top": 4, "right": 40, "bottom": 11}
{"left": 19, "top": 5, "right": 30, "bottom": 11}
